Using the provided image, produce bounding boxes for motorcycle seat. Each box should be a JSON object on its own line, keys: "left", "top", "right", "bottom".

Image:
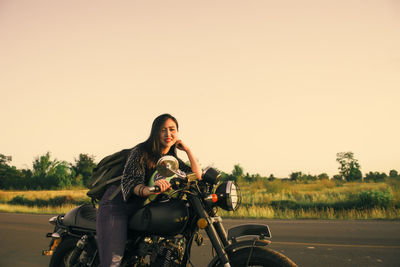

{"left": 62, "top": 204, "right": 97, "bottom": 230}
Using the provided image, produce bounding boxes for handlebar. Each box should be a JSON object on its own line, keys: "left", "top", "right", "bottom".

{"left": 148, "top": 178, "right": 186, "bottom": 194}
{"left": 148, "top": 185, "right": 161, "bottom": 193}
{"left": 148, "top": 174, "right": 198, "bottom": 194}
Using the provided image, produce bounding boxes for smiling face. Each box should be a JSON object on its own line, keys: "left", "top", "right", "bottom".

{"left": 159, "top": 118, "right": 178, "bottom": 152}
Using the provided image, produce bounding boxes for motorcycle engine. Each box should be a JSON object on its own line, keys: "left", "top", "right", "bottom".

{"left": 151, "top": 238, "right": 184, "bottom": 267}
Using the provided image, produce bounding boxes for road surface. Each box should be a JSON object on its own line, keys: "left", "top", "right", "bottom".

{"left": 0, "top": 213, "right": 399, "bottom": 266}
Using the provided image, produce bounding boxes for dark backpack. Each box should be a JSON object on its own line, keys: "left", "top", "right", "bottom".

{"left": 86, "top": 148, "right": 133, "bottom": 201}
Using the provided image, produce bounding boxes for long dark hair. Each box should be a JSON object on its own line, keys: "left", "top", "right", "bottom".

{"left": 140, "top": 113, "right": 179, "bottom": 168}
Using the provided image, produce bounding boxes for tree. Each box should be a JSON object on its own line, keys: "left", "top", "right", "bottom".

{"left": 0, "top": 154, "right": 14, "bottom": 189}
{"left": 32, "top": 152, "right": 74, "bottom": 189}
{"left": 389, "top": 169, "right": 398, "bottom": 178}
{"left": 336, "top": 152, "right": 362, "bottom": 181}
{"left": 32, "top": 152, "right": 54, "bottom": 175}
{"left": 364, "top": 171, "right": 387, "bottom": 182}
{"left": 318, "top": 173, "right": 329, "bottom": 180}
{"left": 0, "top": 154, "right": 12, "bottom": 165}
{"left": 331, "top": 174, "right": 344, "bottom": 184}
{"left": 268, "top": 174, "right": 276, "bottom": 181}
{"left": 0, "top": 154, "right": 27, "bottom": 190}
{"left": 289, "top": 171, "right": 302, "bottom": 181}
{"left": 71, "top": 154, "right": 96, "bottom": 187}
{"left": 231, "top": 164, "right": 244, "bottom": 182}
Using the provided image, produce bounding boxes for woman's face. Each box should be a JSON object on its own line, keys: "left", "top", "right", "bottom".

{"left": 159, "top": 118, "right": 178, "bottom": 150}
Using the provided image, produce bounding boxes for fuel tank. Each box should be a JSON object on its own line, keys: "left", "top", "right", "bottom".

{"left": 128, "top": 198, "right": 189, "bottom": 237}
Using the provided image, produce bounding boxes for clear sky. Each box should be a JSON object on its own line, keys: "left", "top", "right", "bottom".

{"left": 1, "top": 0, "right": 399, "bottom": 177}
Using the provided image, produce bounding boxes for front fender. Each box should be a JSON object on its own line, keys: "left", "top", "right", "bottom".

{"left": 207, "top": 239, "right": 271, "bottom": 267}
{"left": 207, "top": 224, "right": 272, "bottom": 267}
{"left": 227, "top": 224, "right": 271, "bottom": 240}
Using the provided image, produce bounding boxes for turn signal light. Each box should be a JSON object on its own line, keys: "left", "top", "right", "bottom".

{"left": 50, "top": 238, "right": 61, "bottom": 250}
{"left": 42, "top": 250, "right": 53, "bottom": 256}
{"left": 211, "top": 194, "right": 218, "bottom": 203}
{"left": 197, "top": 218, "right": 208, "bottom": 229}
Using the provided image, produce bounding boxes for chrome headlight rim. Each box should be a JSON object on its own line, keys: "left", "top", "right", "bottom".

{"left": 215, "top": 180, "right": 241, "bottom": 211}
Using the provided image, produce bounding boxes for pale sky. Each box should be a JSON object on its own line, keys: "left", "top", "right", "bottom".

{"left": 1, "top": 0, "right": 399, "bottom": 177}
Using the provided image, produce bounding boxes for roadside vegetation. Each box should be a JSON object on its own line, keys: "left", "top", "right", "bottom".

{"left": 0, "top": 151, "right": 399, "bottom": 219}
{"left": 220, "top": 178, "right": 400, "bottom": 219}
{"left": 1, "top": 178, "right": 399, "bottom": 219}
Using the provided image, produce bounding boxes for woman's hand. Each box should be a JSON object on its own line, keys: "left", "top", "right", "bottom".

{"left": 176, "top": 140, "right": 202, "bottom": 181}
{"left": 175, "top": 140, "right": 189, "bottom": 152}
{"left": 134, "top": 181, "right": 170, "bottom": 198}
{"left": 154, "top": 179, "right": 171, "bottom": 193}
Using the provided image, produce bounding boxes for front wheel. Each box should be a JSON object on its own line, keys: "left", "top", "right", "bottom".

{"left": 212, "top": 246, "right": 298, "bottom": 267}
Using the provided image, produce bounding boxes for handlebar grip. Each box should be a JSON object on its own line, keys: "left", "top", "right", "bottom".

{"left": 148, "top": 185, "right": 161, "bottom": 193}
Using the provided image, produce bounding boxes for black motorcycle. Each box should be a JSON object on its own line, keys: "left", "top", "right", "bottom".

{"left": 43, "top": 156, "right": 297, "bottom": 267}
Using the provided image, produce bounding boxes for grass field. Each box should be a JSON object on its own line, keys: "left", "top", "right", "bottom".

{"left": 1, "top": 179, "right": 399, "bottom": 219}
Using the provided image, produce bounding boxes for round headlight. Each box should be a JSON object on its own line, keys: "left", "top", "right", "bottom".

{"left": 215, "top": 181, "right": 241, "bottom": 211}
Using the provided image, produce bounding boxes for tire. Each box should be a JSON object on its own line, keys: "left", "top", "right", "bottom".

{"left": 49, "top": 237, "right": 79, "bottom": 267}
{"left": 212, "top": 246, "right": 298, "bottom": 267}
{"left": 49, "top": 237, "right": 100, "bottom": 267}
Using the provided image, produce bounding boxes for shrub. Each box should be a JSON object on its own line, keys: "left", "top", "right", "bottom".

{"left": 8, "top": 195, "right": 27, "bottom": 205}
{"left": 352, "top": 190, "right": 392, "bottom": 209}
{"left": 364, "top": 172, "right": 387, "bottom": 182}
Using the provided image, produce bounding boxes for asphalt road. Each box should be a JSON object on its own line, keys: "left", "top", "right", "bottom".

{"left": 1, "top": 213, "right": 399, "bottom": 267}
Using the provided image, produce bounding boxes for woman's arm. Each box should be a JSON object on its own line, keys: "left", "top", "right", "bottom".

{"left": 175, "top": 140, "right": 202, "bottom": 180}
{"left": 124, "top": 147, "right": 171, "bottom": 199}
{"left": 133, "top": 178, "right": 171, "bottom": 198}
{"left": 121, "top": 146, "right": 146, "bottom": 201}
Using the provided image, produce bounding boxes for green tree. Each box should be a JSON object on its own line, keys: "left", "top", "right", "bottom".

{"left": 389, "top": 169, "right": 398, "bottom": 178}
{"left": 332, "top": 174, "right": 343, "bottom": 181}
{"left": 71, "top": 154, "right": 96, "bottom": 187}
{"left": 336, "top": 152, "right": 362, "bottom": 181}
{"left": 0, "top": 154, "right": 14, "bottom": 189}
{"left": 364, "top": 171, "right": 387, "bottom": 182}
{"left": 290, "top": 172, "right": 317, "bottom": 182}
{"left": 32, "top": 152, "right": 56, "bottom": 178}
{"left": 231, "top": 164, "right": 244, "bottom": 182}
{"left": 0, "top": 154, "right": 27, "bottom": 190}
{"left": 32, "top": 152, "right": 74, "bottom": 189}
{"left": 318, "top": 173, "right": 329, "bottom": 180}
{"left": 0, "top": 154, "right": 12, "bottom": 165}
{"left": 219, "top": 171, "right": 231, "bottom": 181}
{"left": 289, "top": 171, "right": 302, "bottom": 181}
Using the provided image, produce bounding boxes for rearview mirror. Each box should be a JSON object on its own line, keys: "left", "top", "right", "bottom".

{"left": 156, "top": 156, "right": 179, "bottom": 177}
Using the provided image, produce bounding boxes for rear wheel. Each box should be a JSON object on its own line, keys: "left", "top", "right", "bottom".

{"left": 49, "top": 238, "right": 79, "bottom": 267}
{"left": 212, "top": 246, "right": 298, "bottom": 267}
{"left": 49, "top": 237, "right": 100, "bottom": 267}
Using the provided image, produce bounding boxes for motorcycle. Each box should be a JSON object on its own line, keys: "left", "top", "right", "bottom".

{"left": 43, "top": 156, "right": 297, "bottom": 267}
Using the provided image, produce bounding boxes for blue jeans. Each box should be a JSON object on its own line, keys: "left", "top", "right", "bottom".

{"left": 96, "top": 185, "right": 144, "bottom": 267}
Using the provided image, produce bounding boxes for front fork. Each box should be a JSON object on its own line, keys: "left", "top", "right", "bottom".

{"left": 190, "top": 197, "right": 231, "bottom": 267}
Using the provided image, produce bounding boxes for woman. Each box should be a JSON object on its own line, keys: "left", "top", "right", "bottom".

{"left": 96, "top": 113, "right": 201, "bottom": 267}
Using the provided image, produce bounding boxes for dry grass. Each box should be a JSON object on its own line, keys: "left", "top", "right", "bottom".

{"left": 220, "top": 207, "right": 400, "bottom": 220}
{"left": 1, "top": 179, "right": 399, "bottom": 220}
{"left": 0, "top": 203, "right": 78, "bottom": 214}
{"left": 239, "top": 179, "right": 394, "bottom": 205}
{"left": 0, "top": 189, "right": 88, "bottom": 202}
